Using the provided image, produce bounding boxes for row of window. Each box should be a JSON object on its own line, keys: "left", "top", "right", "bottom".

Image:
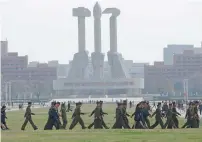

{"left": 64, "top": 82, "right": 134, "bottom": 87}
{"left": 175, "top": 56, "right": 202, "bottom": 60}
{"left": 147, "top": 67, "right": 201, "bottom": 72}
{"left": 1, "top": 70, "right": 56, "bottom": 73}
{"left": 1, "top": 65, "right": 27, "bottom": 68}
{"left": 147, "top": 72, "right": 198, "bottom": 77}
{"left": 174, "top": 61, "right": 202, "bottom": 64}
{"left": 2, "top": 74, "right": 57, "bottom": 77}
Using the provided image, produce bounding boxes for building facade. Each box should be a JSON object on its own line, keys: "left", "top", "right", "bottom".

{"left": 1, "top": 41, "right": 8, "bottom": 56}
{"left": 163, "top": 44, "right": 202, "bottom": 65}
{"left": 144, "top": 50, "right": 202, "bottom": 94}
{"left": 28, "top": 61, "right": 39, "bottom": 67}
{"left": 129, "top": 63, "right": 149, "bottom": 78}
{"left": 1, "top": 52, "right": 28, "bottom": 81}
{"left": 1, "top": 41, "right": 57, "bottom": 100}
{"left": 173, "top": 50, "right": 202, "bottom": 94}
{"left": 53, "top": 78, "right": 144, "bottom": 97}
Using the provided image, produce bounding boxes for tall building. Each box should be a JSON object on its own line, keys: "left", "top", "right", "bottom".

{"left": 163, "top": 44, "right": 202, "bottom": 65}
{"left": 29, "top": 61, "right": 69, "bottom": 79}
{"left": 1, "top": 45, "right": 28, "bottom": 100}
{"left": 1, "top": 40, "right": 8, "bottom": 56}
{"left": 164, "top": 44, "right": 194, "bottom": 65}
{"left": 144, "top": 50, "right": 202, "bottom": 94}
{"left": 1, "top": 52, "right": 28, "bottom": 81}
{"left": 27, "top": 63, "right": 57, "bottom": 81}
{"left": 1, "top": 41, "right": 57, "bottom": 100}
{"left": 173, "top": 50, "right": 202, "bottom": 93}
{"left": 173, "top": 50, "right": 202, "bottom": 68}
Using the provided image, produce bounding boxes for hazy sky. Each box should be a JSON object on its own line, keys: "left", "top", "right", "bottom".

{"left": 0, "top": 0, "right": 202, "bottom": 64}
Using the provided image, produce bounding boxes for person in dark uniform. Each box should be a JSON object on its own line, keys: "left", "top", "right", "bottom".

{"left": 131, "top": 102, "right": 146, "bottom": 129}
{"left": 112, "top": 102, "right": 121, "bottom": 129}
{"left": 69, "top": 102, "right": 86, "bottom": 130}
{"left": 142, "top": 101, "right": 151, "bottom": 128}
{"left": 150, "top": 103, "right": 164, "bottom": 129}
{"left": 44, "top": 101, "right": 60, "bottom": 130}
{"left": 44, "top": 101, "right": 55, "bottom": 130}
{"left": 55, "top": 102, "right": 62, "bottom": 128}
{"left": 88, "top": 101, "right": 101, "bottom": 129}
{"left": 172, "top": 102, "right": 181, "bottom": 128}
{"left": 60, "top": 102, "right": 68, "bottom": 129}
{"left": 67, "top": 101, "right": 72, "bottom": 112}
{"left": 21, "top": 102, "right": 38, "bottom": 130}
{"left": 199, "top": 102, "right": 202, "bottom": 115}
{"left": 52, "top": 102, "right": 61, "bottom": 129}
{"left": 100, "top": 101, "right": 109, "bottom": 129}
{"left": 164, "top": 103, "right": 176, "bottom": 129}
{"left": 182, "top": 102, "right": 193, "bottom": 128}
{"left": 88, "top": 101, "right": 102, "bottom": 129}
{"left": 1, "top": 105, "right": 9, "bottom": 130}
{"left": 88, "top": 101, "right": 99, "bottom": 128}
{"left": 193, "top": 101, "right": 200, "bottom": 128}
{"left": 112, "top": 102, "right": 127, "bottom": 129}
{"left": 162, "top": 102, "right": 168, "bottom": 117}
{"left": 122, "top": 100, "right": 130, "bottom": 129}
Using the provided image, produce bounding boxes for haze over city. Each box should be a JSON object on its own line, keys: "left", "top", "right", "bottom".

{"left": 1, "top": 1, "right": 202, "bottom": 138}
{"left": 0, "top": 0, "right": 202, "bottom": 64}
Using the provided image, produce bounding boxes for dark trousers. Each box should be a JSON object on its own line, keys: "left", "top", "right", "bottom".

{"left": 62, "top": 118, "right": 67, "bottom": 129}
{"left": 164, "top": 118, "right": 176, "bottom": 129}
{"left": 144, "top": 117, "right": 150, "bottom": 128}
{"left": 182, "top": 119, "right": 192, "bottom": 128}
{"left": 102, "top": 120, "right": 109, "bottom": 129}
{"left": 44, "top": 119, "right": 60, "bottom": 130}
{"left": 196, "top": 119, "right": 200, "bottom": 128}
{"left": 172, "top": 117, "right": 179, "bottom": 128}
{"left": 135, "top": 121, "right": 146, "bottom": 129}
{"left": 1, "top": 120, "right": 8, "bottom": 129}
{"left": 112, "top": 117, "right": 127, "bottom": 129}
{"left": 21, "top": 117, "right": 37, "bottom": 130}
{"left": 94, "top": 118, "right": 102, "bottom": 129}
{"left": 123, "top": 116, "right": 130, "bottom": 129}
{"left": 150, "top": 119, "right": 164, "bottom": 129}
{"left": 69, "top": 117, "right": 85, "bottom": 130}
{"left": 88, "top": 118, "right": 109, "bottom": 129}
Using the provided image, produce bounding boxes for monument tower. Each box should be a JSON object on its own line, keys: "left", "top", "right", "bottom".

{"left": 103, "top": 8, "right": 130, "bottom": 78}
{"left": 68, "top": 2, "right": 130, "bottom": 80}
{"left": 67, "top": 7, "right": 91, "bottom": 80}
{"left": 53, "top": 2, "right": 143, "bottom": 97}
{"left": 91, "top": 2, "right": 105, "bottom": 79}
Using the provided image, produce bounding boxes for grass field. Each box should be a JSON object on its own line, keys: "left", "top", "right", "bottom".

{"left": 1, "top": 104, "right": 202, "bottom": 142}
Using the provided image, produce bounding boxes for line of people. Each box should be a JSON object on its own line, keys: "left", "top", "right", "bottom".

{"left": 1, "top": 100, "right": 200, "bottom": 130}
{"left": 112, "top": 100, "right": 200, "bottom": 129}
{"left": 42, "top": 100, "right": 200, "bottom": 130}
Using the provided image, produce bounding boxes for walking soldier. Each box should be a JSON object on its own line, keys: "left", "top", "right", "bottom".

{"left": 21, "top": 102, "right": 38, "bottom": 130}
{"left": 150, "top": 103, "right": 164, "bottom": 129}
{"left": 69, "top": 102, "right": 86, "bottom": 130}
{"left": 60, "top": 102, "right": 68, "bottom": 129}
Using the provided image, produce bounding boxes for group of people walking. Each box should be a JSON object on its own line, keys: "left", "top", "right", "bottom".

{"left": 1, "top": 100, "right": 201, "bottom": 130}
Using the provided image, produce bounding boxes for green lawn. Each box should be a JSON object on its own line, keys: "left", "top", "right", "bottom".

{"left": 1, "top": 104, "right": 202, "bottom": 142}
